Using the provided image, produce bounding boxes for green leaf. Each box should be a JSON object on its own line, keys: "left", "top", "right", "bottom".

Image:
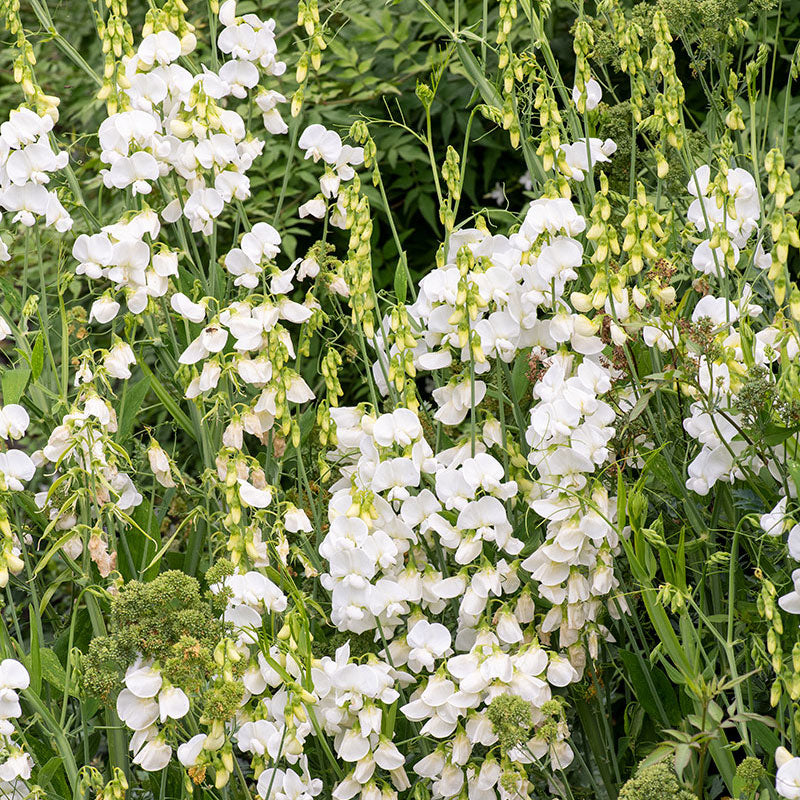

{"left": 117, "top": 376, "right": 150, "bottom": 443}
{"left": 619, "top": 649, "right": 682, "bottom": 726}
{"left": 31, "top": 332, "right": 44, "bottom": 381}
{"left": 394, "top": 259, "right": 408, "bottom": 303}
{"left": 511, "top": 355, "right": 530, "bottom": 400}
{"left": 38, "top": 647, "right": 69, "bottom": 694}
{"left": 763, "top": 422, "right": 800, "bottom": 447}
{"left": 138, "top": 362, "right": 194, "bottom": 437}
{"left": 1, "top": 366, "right": 30, "bottom": 404}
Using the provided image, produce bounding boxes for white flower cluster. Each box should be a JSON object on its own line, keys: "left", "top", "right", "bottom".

{"left": 312, "top": 398, "right": 587, "bottom": 796}
{"left": 522, "top": 353, "right": 623, "bottom": 659}
{"left": 35, "top": 391, "right": 142, "bottom": 512}
{"left": 0, "top": 659, "right": 33, "bottom": 795}
{"left": 97, "top": 2, "right": 285, "bottom": 236}
{"left": 298, "top": 123, "right": 364, "bottom": 226}
{"left": 678, "top": 165, "right": 799, "bottom": 497}
{"left": 0, "top": 107, "right": 72, "bottom": 238}
{"left": 117, "top": 658, "right": 191, "bottom": 771}
{"left": 75, "top": 208, "right": 174, "bottom": 320}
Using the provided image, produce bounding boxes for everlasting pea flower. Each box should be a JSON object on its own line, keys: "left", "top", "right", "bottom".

{"left": 238, "top": 480, "right": 272, "bottom": 508}
{"left": 432, "top": 378, "right": 487, "bottom": 425}
{"left": 571, "top": 77, "right": 602, "bottom": 110}
{"left": 137, "top": 30, "right": 182, "bottom": 66}
{"left": 761, "top": 497, "right": 788, "bottom": 536}
{"left": 284, "top": 505, "right": 312, "bottom": 533}
{"left": 179, "top": 324, "right": 229, "bottom": 364}
{"left": 89, "top": 296, "right": 121, "bottom": 324}
{"left": 6, "top": 141, "right": 68, "bottom": 186}
{"left": 170, "top": 292, "right": 206, "bottom": 323}
{"left": 147, "top": 442, "right": 175, "bottom": 488}
{"left": 558, "top": 138, "right": 616, "bottom": 181}
{"left": 406, "top": 620, "right": 452, "bottom": 672}
{"left": 298, "top": 124, "right": 342, "bottom": 164}
{"left": 132, "top": 736, "right": 172, "bottom": 771}
{"left": 0, "top": 661, "right": 29, "bottom": 719}
{"left": 778, "top": 569, "right": 800, "bottom": 615}
{"left": 0, "top": 405, "right": 29, "bottom": 441}
{"left": 0, "top": 451, "right": 35, "bottom": 492}
{"left": 0, "top": 750, "right": 33, "bottom": 782}
{"left": 177, "top": 734, "right": 206, "bottom": 767}
{"left": 104, "top": 342, "right": 136, "bottom": 379}
{"left": 777, "top": 747, "right": 800, "bottom": 799}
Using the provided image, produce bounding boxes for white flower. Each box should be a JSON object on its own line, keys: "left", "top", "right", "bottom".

{"left": 0, "top": 451, "right": 35, "bottom": 491}
{"left": 0, "top": 406, "right": 29, "bottom": 440}
{"left": 777, "top": 748, "right": 800, "bottom": 799}
{"left": 179, "top": 325, "right": 229, "bottom": 364}
{"left": 373, "top": 408, "right": 422, "bottom": 448}
{"left": 571, "top": 77, "right": 602, "bottom": 110}
{"left": 177, "top": 734, "right": 207, "bottom": 767}
{"left": 158, "top": 685, "right": 190, "bottom": 722}
{"left": 104, "top": 151, "right": 159, "bottom": 195}
{"left": 238, "top": 480, "right": 272, "bottom": 508}
{"left": 284, "top": 505, "right": 312, "bottom": 533}
{"left": 0, "top": 660, "right": 29, "bottom": 719}
{"left": 104, "top": 342, "right": 136, "bottom": 379}
{"left": 0, "top": 750, "right": 33, "bottom": 782}
{"left": 432, "top": 378, "right": 486, "bottom": 425}
{"left": 89, "top": 296, "right": 121, "bottom": 324}
{"left": 298, "top": 124, "right": 342, "bottom": 164}
{"left": 406, "top": 620, "right": 452, "bottom": 672}
{"left": 171, "top": 292, "right": 206, "bottom": 323}
{"left": 133, "top": 736, "right": 172, "bottom": 772}
{"left": 761, "top": 497, "right": 788, "bottom": 536}
{"left": 558, "top": 138, "right": 616, "bottom": 181}
{"left": 184, "top": 188, "right": 224, "bottom": 234}
{"left": 299, "top": 196, "right": 326, "bottom": 219}
{"left": 138, "top": 30, "right": 182, "bottom": 66}
{"left": 147, "top": 442, "right": 175, "bottom": 488}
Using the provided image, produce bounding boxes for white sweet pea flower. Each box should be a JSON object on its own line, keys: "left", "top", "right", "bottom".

{"left": 432, "top": 378, "right": 487, "bottom": 425}
{"left": 132, "top": 736, "right": 172, "bottom": 772}
{"left": 179, "top": 325, "right": 229, "bottom": 365}
{"left": 406, "top": 620, "right": 452, "bottom": 672}
{"left": 177, "top": 733, "right": 207, "bottom": 767}
{"left": 147, "top": 442, "right": 176, "bottom": 488}
{"left": 298, "top": 196, "right": 326, "bottom": 219}
{"left": 298, "top": 124, "right": 342, "bottom": 164}
{"left": 170, "top": 292, "right": 206, "bottom": 323}
{"left": 0, "top": 406, "right": 29, "bottom": 441}
{"left": 571, "top": 77, "right": 602, "bottom": 110}
{"left": 138, "top": 30, "right": 182, "bottom": 66}
{"left": 238, "top": 480, "right": 272, "bottom": 508}
{"left": 0, "top": 749, "right": 33, "bottom": 782}
{"left": 558, "top": 138, "right": 616, "bottom": 181}
{"left": 158, "top": 685, "right": 190, "bottom": 722}
{"left": 284, "top": 505, "right": 312, "bottom": 533}
{"left": 104, "top": 342, "right": 136, "bottom": 379}
{"left": 0, "top": 660, "right": 29, "bottom": 719}
{"left": 104, "top": 151, "right": 159, "bottom": 195}
{"left": 761, "top": 497, "right": 788, "bottom": 536}
{"left": 777, "top": 747, "right": 800, "bottom": 799}
{"left": 0, "top": 451, "right": 35, "bottom": 491}
{"left": 89, "top": 296, "right": 121, "bottom": 324}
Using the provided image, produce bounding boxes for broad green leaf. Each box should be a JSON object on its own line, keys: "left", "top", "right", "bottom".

{"left": 31, "top": 332, "right": 44, "bottom": 381}
{"left": 619, "top": 649, "right": 681, "bottom": 726}
{"left": 1, "top": 366, "right": 30, "bottom": 404}
{"left": 117, "top": 376, "right": 150, "bottom": 443}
